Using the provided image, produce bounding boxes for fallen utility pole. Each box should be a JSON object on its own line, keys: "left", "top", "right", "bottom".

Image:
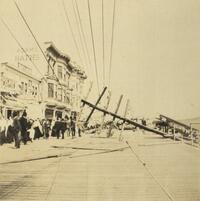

{"left": 81, "top": 99, "right": 170, "bottom": 137}
{"left": 84, "top": 86, "right": 107, "bottom": 125}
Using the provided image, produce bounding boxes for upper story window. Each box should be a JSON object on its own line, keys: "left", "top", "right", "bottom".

{"left": 48, "top": 65, "right": 53, "bottom": 75}
{"left": 48, "top": 83, "right": 54, "bottom": 98}
{"left": 57, "top": 66, "right": 62, "bottom": 80}
{"left": 55, "top": 84, "right": 57, "bottom": 99}
{"left": 64, "top": 92, "right": 70, "bottom": 104}
{"left": 57, "top": 88, "right": 62, "bottom": 101}
{"left": 21, "top": 82, "right": 24, "bottom": 92}
{"left": 28, "top": 80, "right": 32, "bottom": 87}
{"left": 47, "top": 57, "right": 55, "bottom": 75}
{"left": 35, "top": 86, "right": 38, "bottom": 96}
{"left": 32, "top": 86, "right": 35, "bottom": 95}
{"left": 25, "top": 83, "right": 28, "bottom": 94}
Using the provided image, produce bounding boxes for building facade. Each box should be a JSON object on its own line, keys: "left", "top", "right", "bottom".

{"left": 0, "top": 42, "right": 87, "bottom": 120}
{"left": 0, "top": 62, "right": 41, "bottom": 119}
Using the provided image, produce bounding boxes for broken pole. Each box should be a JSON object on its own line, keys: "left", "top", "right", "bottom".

{"left": 107, "top": 94, "right": 123, "bottom": 137}
{"left": 98, "top": 91, "right": 112, "bottom": 135}
{"left": 119, "top": 99, "right": 130, "bottom": 141}
{"left": 85, "top": 86, "right": 107, "bottom": 125}
{"left": 78, "top": 81, "right": 93, "bottom": 120}
{"left": 84, "top": 81, "right": 93, "bottom": 100}
{"left": 113, "top": 95, "right": 123, "bottom": 121}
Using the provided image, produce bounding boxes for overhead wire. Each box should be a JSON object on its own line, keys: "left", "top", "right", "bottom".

{"left": 62, "top": 0, "right": 85, "bottom": 68}
{"left": 126, "top": 141, "right": 175, "bottom": 201}
{"left": 13, "top": 1, "right": 61, "bottom": 85}
{"left": 87, "top": 0, "right": 100, "bottom": 95}
{"left": 71, "top": 0, "right": 88, "bottom": 71}
{"left": 1, "top": 18, "right": 45, "bottom": 81}
{"left": 13, "top": 0, "right": 74, "bottom": 105}
{"left": 108, "top": 0, "right": 117, "bottom": 89}
{"left": 102, "top": 0, "right": 105, "bottom": 87}
{"left": 73, "top": 0, "right": 93, "bottom": 74}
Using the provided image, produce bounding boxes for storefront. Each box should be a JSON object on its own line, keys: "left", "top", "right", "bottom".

{"left": 0, "top": 93, "right": 25, "bottom": 119}
{"left": 45, "top": 107, "right": 54, "bottom": 119}
{"left": 43, "top": 101, "right": 71, "bottom": 120}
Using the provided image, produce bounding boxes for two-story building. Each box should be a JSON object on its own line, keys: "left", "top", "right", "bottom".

{"left": 0, "top": 62, "right": 41, "bottom": 119}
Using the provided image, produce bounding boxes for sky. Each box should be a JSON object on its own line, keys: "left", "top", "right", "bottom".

{"left": 0, "top": 0, "right": 200, "bottom": 120}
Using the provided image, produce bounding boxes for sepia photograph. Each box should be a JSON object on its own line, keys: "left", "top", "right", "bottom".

{"left": 0, "top": 0, "right": 200, "bottom": 200}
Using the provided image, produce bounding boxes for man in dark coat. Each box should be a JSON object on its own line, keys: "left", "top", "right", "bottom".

{"left": 60, "top": 118, "right": 67, "bottom": 139}
{"left": 70, "top": 116, "right": 76, "bottom": 139}
{"left": 19, "top": 111, "right": 28, "bottom": 145}
{"left": 12, "top": 111, "right": 22, "bottom": 148}
{"left": 42, "top": 119, "right": 51, "bottom": 139}
{"left": 54, "top": 117, "right": 62, "bottom": 139}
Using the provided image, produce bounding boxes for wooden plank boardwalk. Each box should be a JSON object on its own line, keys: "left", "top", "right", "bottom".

{"left": 0, "top": 130, "right": 200, "bottom": 201}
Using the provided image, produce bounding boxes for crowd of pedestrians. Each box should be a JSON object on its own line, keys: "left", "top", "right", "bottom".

{"left": 0, "top": 110, "right": 83, "bottom": 149}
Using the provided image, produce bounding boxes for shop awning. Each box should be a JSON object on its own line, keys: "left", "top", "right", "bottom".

{"left": 0, "top": 94, "right": 25, "bottom": 110}
{"left": 45, "top": 99, "right": 71, "bottom": 110}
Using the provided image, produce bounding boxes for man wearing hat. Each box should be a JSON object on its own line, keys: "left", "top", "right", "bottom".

{"left": 19, "top": 111, "right": 28, "bottom": 145}
{"left": 12, "top": 111, "right": 22, "bottom": 148}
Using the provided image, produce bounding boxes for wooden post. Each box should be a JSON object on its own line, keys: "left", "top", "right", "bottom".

{"left": 84, "top": 82, "right": 93, "bottom": 100}
{"left": 97, "top": 91, "right": 111, "bottom": 135}
{"left": 107, "top": 94, "right": 123, "bottom": 137}
{"left": 113, "top": 95, "right": 123, "bottom": 121}
{"left": 77, "top": 81, "right": 93, "bottom": 121}
{"left": 76, "top": 82, "right": 93, "bottom": 135}
{"left": 119, "top": 99, "right": 129, "bottom": 141}
{"left": 85, "top": 86, "right": 107, "bottom": 125}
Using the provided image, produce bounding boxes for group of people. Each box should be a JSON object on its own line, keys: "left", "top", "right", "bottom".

{"left": 0, "top": 110, "right": 83, "bottom": 149}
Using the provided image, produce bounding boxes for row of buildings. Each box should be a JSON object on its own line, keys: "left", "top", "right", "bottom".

{"left": 0, "top": 42, "right": 87, "bottom": 120}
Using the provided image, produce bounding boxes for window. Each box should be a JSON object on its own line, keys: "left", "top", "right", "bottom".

{"left": 32, "top": 86, "right": 35, "bottom": 95}
{"left": 57, "top": 88, "right": 62, "bottom": 101}
{"left": 47, "top": 57, "right": 51, "bottom": 74}
{"left": 21, "top": 82, "right": 24, "bottom": 92}
{"left": 25, "top": 83, "right": 28, "bottom": 94}
{"left": 45, "top": 109, "right": 53, "bottom": 119}
{"left": 64, "top": 93, "right": 70, "bottom": 104}
{"left": 66, "top": 73, "right": 70, "bottom": 87}
{"left": 28, "top": 80, "right": 32, "bottom": 87}
{"left": 48, "top": 83, "right": 54, "bottom": 98}
{"left": 48, "top": 65, "right": 53, "bottom": 75}
{"left": 57, "top": 66, "right": 62, "bottom": 79}
{"left": 35, "top": 87, "right": 37, "bottom": 96}
{"left": 55, "top": 85, "right": 57, "bottom": 99}
{"left": 55, "top": 111, "right": 62, "bottom": 119}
